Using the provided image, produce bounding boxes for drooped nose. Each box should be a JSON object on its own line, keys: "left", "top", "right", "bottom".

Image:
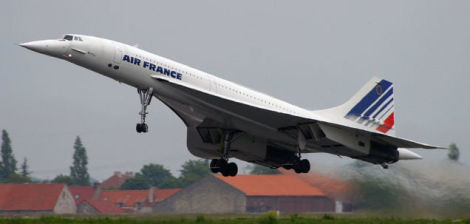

{"left": 19, "top": 40, "right": 69, "bottom": 58}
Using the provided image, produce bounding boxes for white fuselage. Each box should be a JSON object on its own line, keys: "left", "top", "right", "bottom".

{"left": 20, "top": 34, "right": 429, "bottom": 170}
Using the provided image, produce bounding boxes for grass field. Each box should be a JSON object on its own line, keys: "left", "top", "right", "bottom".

{"left": 0, "top": 214, "right": 469, "bottom": 224}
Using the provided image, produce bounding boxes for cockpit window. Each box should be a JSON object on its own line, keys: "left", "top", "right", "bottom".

{"left": 64, "top": 35, "right": 73, "bottom": 41}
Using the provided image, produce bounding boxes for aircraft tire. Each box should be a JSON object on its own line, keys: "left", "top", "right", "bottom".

{"left": 282, "top": 165, "right": 293, "bottom": 170}
{"left": 210, "top": 159, "right": 219, "bottom": 173}
{"left": 217, "top": 159, "right": 228, "bottom": 176}
{"left": 300, "top": 159, "right": 310, "bottom": 173}
{"left": 136, "top": 123, "right": 142, "bottom": 133}
{"left": 227, "top": 162, "right": 238, "bottom": 176}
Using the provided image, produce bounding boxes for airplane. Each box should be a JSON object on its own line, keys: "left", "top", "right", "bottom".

{"left": 19, "top": 34, "right": 441, "bottom": 177}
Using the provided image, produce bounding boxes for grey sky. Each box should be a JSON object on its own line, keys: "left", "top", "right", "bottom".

{"left": 1, "top": 1, "right": 468, "bottom": 180}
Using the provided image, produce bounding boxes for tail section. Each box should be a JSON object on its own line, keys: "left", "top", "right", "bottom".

{"left": 324, "top": 77, "right": 396, "bottom": 135}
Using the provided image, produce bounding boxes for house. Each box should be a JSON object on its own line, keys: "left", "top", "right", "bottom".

{"left": 280, "top": 169, "right": 353, "bottom": 212}
{"left": 77, "top": 199, "right": 125, "bottom": 214}
{"left": 99, "top": 171, "right": 134, "bottom": 189}
{"left": 0, "top": 184, "right": 76, "bottom": 214}
{"left": 68, "top": 186, "right": 95, "bottom": 205}
{"left": 96, "top": 187, "right": 181, "bottom": 213}
{"left": 152, "top": 174, "right": 338, "bottom": 214}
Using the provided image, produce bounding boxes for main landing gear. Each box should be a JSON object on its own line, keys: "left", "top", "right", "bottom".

{"left": 136, "top": 88, "right": 153, "bottom": 133}
{"left": 283, "top": 147, "right": 311, "bottom": 174}
{"left": 209, "top": 131, "right": 238, "bottom": 177}
{"left": 210, "top": 159, "right": 238, "bottom": 177}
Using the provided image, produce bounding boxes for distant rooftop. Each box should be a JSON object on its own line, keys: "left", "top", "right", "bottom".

{"left": 216, "top": 174, "right": 325, "bottom": 196}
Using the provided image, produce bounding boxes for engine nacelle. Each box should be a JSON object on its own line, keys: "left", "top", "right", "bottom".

{"left": 356, "top": 140, "right": 399, "bottom": 164}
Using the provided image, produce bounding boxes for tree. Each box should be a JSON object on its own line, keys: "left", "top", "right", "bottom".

{"left": 70, "top": 136, "right": 90, "bottom": 186}
{"left": 140, "top": 163, "right": 179, "bottom": 188}
{"left": 448, "top": 143, "right": 460, "bottom": 161}
{"left": 4, "top": 173, "right": 31, "bottom": 184}
{"left": 178, "top": 159, "right": 210, "bottom": 187}
{"left": 250, "top": 165, "right": 281, "bottom": 175}
{"left": 1, "top": 130, "right": 17, "bottom": 179}
{"left": 20, "top": 157, "right": 31, "bottom": 177}
{"left": 120, "top": 174, "right": 150, "bottom": 190}
{"left": 51, "top": 174, "right": 73, "bottom": 185}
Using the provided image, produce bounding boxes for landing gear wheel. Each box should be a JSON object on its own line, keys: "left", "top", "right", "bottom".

{"left": 221, "top": 165, "right": 230, "bottom": 177}
{"left": 294, "top": 159, "right": 310, "bottom": 173}
{"left": 299, "top": 159, "right": 310, "bottom": 173}
{"left": 282, "top": 165, "right": 293, "bottom": 170}
{"left": 227, "top": 162, "right": 238, "bottom": 176}
{"left": 141, "top": 123, "right": 148, "bottom": 133}
{"left": 136, "top": 123, "right": 148, "bottom": 133}
{"left": 216, "top": 159, "right": 228, "bottom": 176}
{"left": 210, "top": 159, "right": 219, "bottom": 173}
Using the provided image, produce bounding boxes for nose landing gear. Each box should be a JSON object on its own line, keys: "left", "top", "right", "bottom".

{"left": 136, "top": 88, "right": 153, "bottom": 133}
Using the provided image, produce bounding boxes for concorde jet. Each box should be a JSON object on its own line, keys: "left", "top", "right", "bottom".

{"left": 20, "top": 34, "right": 441, "bottom": 176}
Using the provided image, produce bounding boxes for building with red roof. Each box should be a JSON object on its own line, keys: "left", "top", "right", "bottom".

{"left": 77, "top": 199, "right": 125, "bottom": 214}
{"left": 99, "top": 171, "right": 134, "bottom": 189}
{"left": 95, "top": 187, "right": 181, "bottom": 213}
{"left": 0, "top": 184, "right": 76, "bottom": 214}
{"left": 152, "top": 174, "right": 337, "bottom": 214}
{"left": 68, "top": 186, "right": 95, "bottom": 205}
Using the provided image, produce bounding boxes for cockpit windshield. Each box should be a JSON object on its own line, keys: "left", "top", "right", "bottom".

{"left": 63, "top": 35, "right": 73, "bottom": 41}
{"left": 63, "top": 35, "right": 83, "bottom": 41}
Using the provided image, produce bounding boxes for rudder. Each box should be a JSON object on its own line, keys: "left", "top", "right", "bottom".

{"left": 324, "top": 77, "right": 396, "bottom": 135}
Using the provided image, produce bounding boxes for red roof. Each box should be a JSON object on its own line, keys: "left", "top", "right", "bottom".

{"left": 280, "top": 169, "right": 353, "bottom": 200}
{"left": 97, "top": 188, "right": 181, "bottom": 207}
{"left": 68, "top": 186, "right": 95, "bottom": 205}
{"left": 0, "top": 184, "right": 65, "bottom": 211}
{"left": 98, "top": 190, "right": 148, "bottom": 207}
{"left": 154, "top": 188, "right": 181, "bottom": 202}
{"left": 100, "top": 172, "right": 134, "bottom": 189}
{"left": 81, "top": 199, "right": 125, "bottom": 214}
{"left": 216, "top": 174, "right": 325, "bottom": 196}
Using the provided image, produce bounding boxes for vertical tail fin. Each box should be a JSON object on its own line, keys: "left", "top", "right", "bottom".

{"left": 324, "top": 77, "right": 396, "bottom": 135}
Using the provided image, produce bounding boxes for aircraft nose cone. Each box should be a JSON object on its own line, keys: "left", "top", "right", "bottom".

{"left": 19, "top": 40, "right": 69, "bottom": 58}
{"left": 19, "top": 41, "right": 49, "bottom": 53}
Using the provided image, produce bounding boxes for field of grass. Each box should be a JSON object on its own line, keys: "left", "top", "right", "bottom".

{"left": 0, "top": 214, "right": 469, "bottom": 224}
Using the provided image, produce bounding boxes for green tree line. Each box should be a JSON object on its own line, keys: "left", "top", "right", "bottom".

{"left": 0, "top": 129, "right": 282, "bottom": 188}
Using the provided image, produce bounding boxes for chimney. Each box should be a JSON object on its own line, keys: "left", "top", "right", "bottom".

{"left": 93, "top": 184, "right": 102, "bottom": 200}
{"left": 93, "top": 182, "right": 100, "bottom": 190}
{"left": 148, "top": 186, "right": 156, "bottom": 203}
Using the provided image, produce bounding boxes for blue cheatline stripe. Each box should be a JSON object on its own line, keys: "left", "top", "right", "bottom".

{"left": 363, "top": 88, "right": 394, "bottom": 118}
{"left": 372, "top": 97, "right": 393, "bottom": 119}
{"left": 346, "top": 79, "right": 392, "bottom": 117}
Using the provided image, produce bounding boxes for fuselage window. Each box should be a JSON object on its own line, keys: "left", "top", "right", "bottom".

{"left": 64, "top": 35, "right": 73, "bottom": 41}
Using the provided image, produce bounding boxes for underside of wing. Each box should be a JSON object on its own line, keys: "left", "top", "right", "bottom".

{"left": 152, "top": 75, "right": 442, "bottom": 169}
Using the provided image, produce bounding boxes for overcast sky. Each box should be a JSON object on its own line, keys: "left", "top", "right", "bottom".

{"left": 1, "top": 1, "right": 468, "bottom": 180}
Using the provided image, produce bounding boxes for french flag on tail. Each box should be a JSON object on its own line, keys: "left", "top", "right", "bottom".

{"left": 344, "top": 78, "right": 395, "bottom": 135}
